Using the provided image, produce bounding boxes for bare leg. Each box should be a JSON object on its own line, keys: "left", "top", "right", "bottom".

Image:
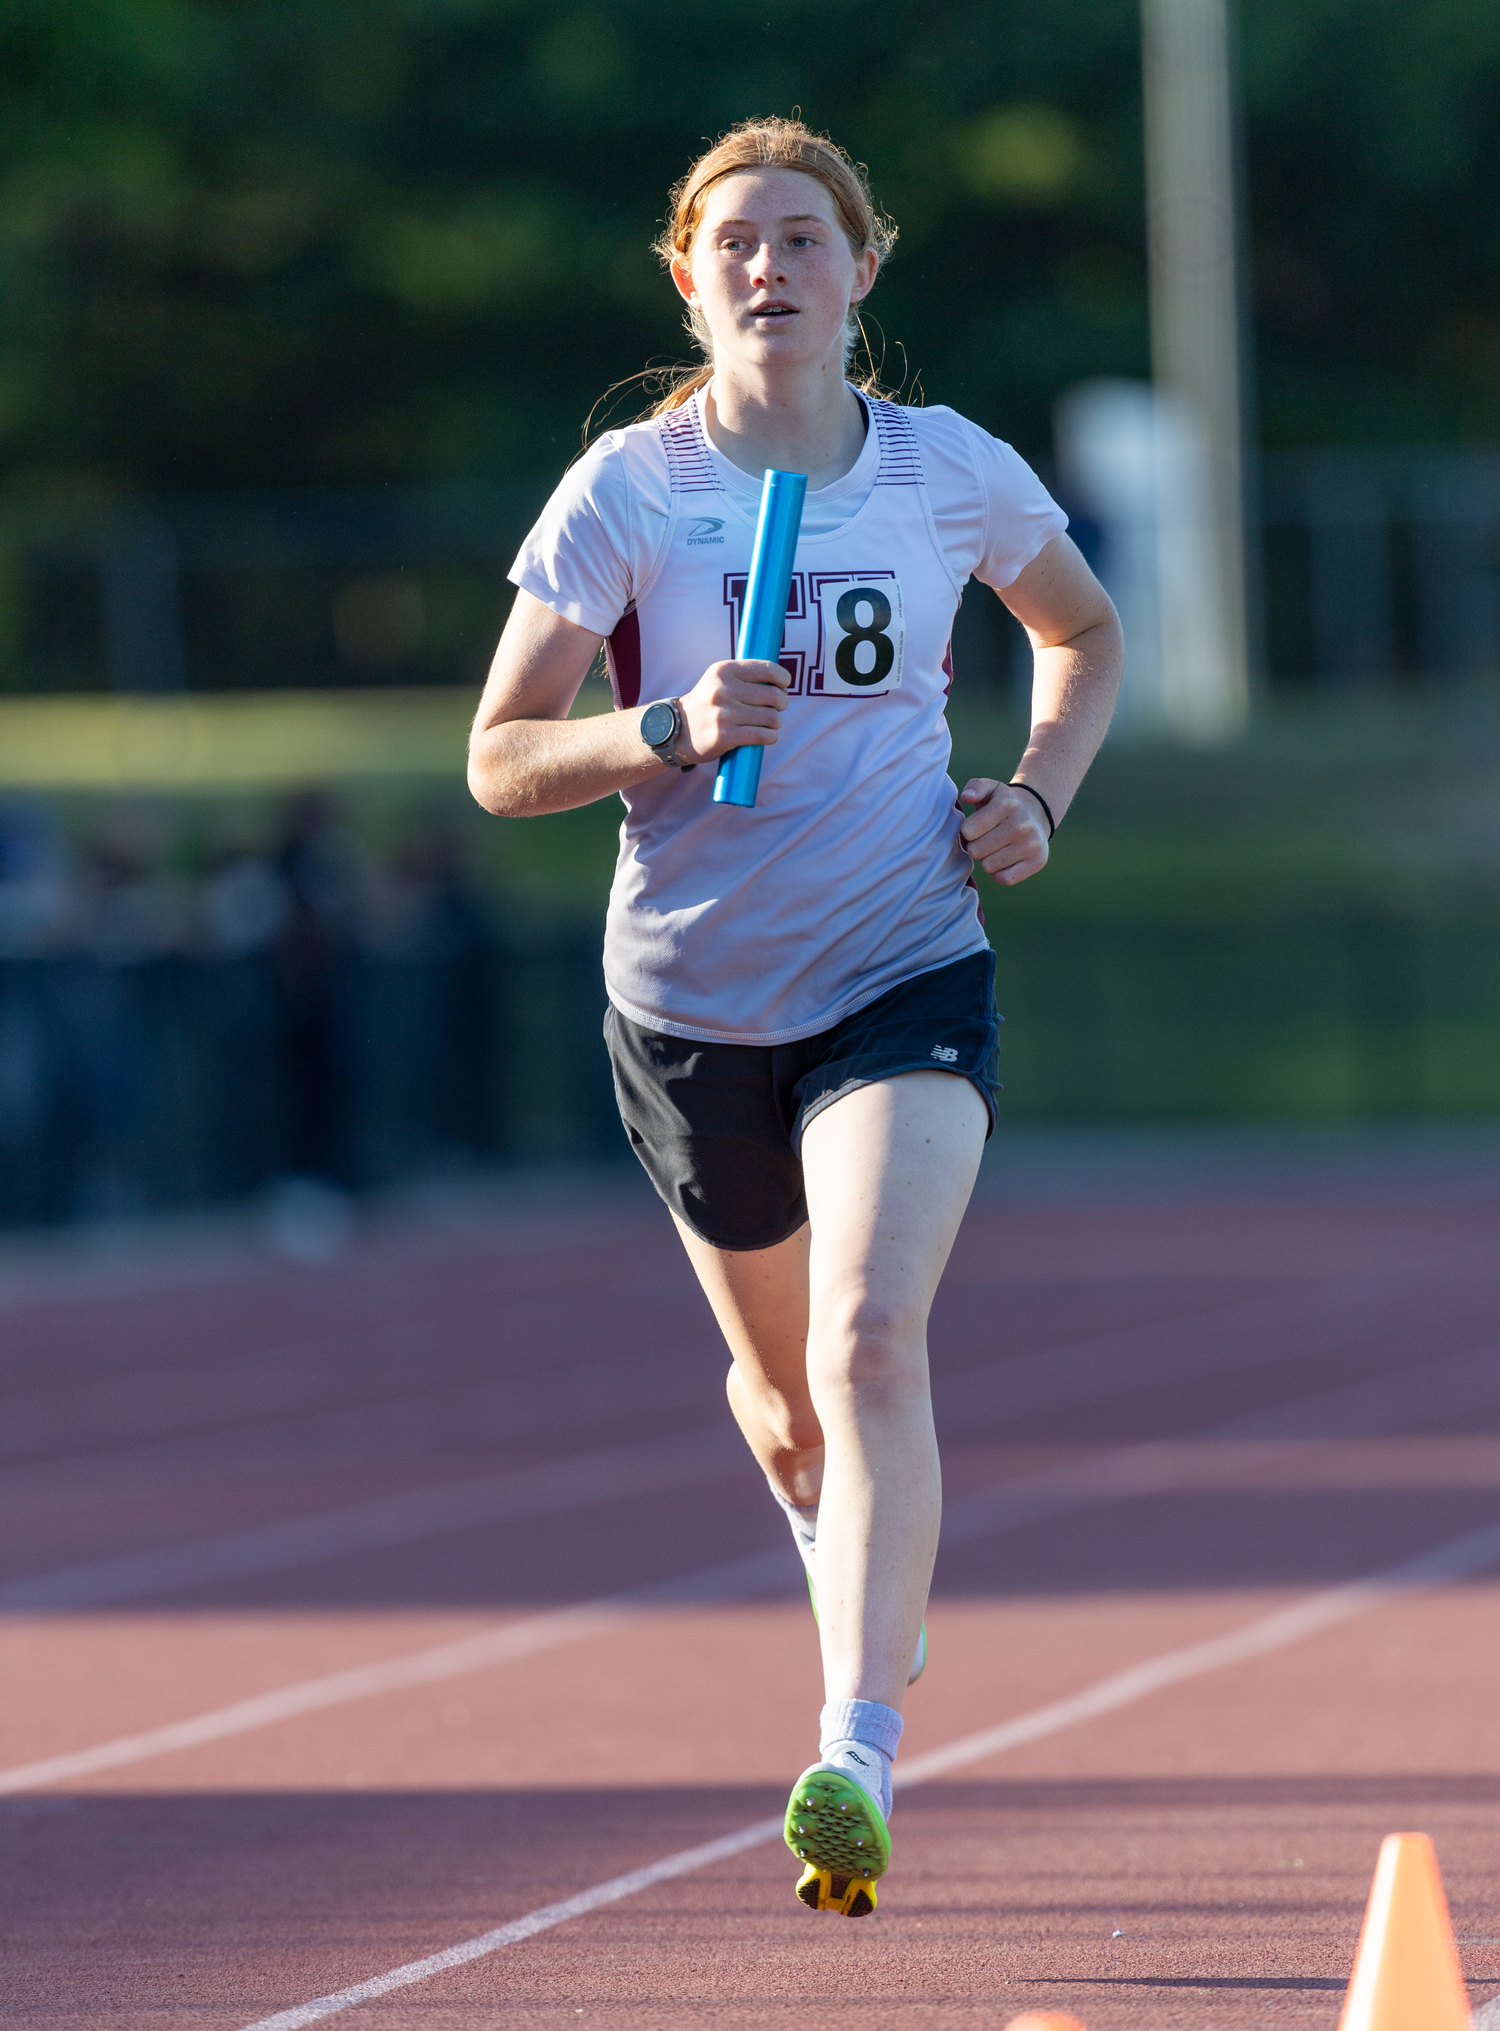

{"left": 670, "top": 1216, "right": 824, "bottom": 1506}
{"left": 800, "top": 1071, "right": 986, "bottom": 1709}
{"left": 671, "top": 1069, "right": 985, "bottom": 1711}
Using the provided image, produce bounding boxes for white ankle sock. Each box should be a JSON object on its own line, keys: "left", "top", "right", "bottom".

{"left": 819, "top": 1697, "right": 902, "bottom": 1820}
{"left": 768, "top": 1479, "right": 818, "bottom": 1578}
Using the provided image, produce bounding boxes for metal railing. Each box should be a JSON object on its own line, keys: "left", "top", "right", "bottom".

{"left": 5, "top": 483, "right": 547, "bottom": 694}
{"left": 5, "top": 452, "right": 1499, "bottom": 697}
{"left": 3, "top": 909, "right": 1497, "bottom": 1227}
{"left": 1259, "top": 448, "right": 1500, "bottom": 686}
{"left": 0, "top": 928, "right": 620, "bottom": 1227}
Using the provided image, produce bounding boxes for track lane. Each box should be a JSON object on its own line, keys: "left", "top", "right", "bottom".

{"left": 7, "top": 1249, "right": 1497, "bottom": 1606}
{"left": 228, "top": 1519, "right": 1500, "bottom": 2031}
{"left": 10, "top": 1327, "right": 1500, "bottom": 1790}
{"left": 5, "top": 1178, "right": 1499, "bottom": 2028}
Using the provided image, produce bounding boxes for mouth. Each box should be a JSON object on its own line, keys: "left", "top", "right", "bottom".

{"left": 749, "top": 301, "right": 799, "bottom": 320}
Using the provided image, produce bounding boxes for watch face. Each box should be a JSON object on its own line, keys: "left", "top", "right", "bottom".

{"left": 640, "top": 701, "right": 676, "bottom": 747}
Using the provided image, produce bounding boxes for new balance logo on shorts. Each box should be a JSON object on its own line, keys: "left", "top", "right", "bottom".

{"left": 930, "top": 1045, "right": 959, "bottom": 1063}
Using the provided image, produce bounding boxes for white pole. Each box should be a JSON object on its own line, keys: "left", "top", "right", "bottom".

{"left": 1140, "top": 0, "right": 1250, "bottom": 739}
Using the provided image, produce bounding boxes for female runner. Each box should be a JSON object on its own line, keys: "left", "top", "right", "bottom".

{"left": 468, "top": 117, "right": 1122, "bottom": 1917}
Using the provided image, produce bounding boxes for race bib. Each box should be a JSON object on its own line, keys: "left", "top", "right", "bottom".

{"left": 723, "top": 570, "right": 905, "bottom": 699}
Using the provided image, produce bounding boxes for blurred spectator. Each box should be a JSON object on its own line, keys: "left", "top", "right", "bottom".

{"left": 271, "top": 792, "right": 364, "bottom": 1189}
{"left": 0, "top": 803, "right": 71, "bottom": 1203}
{"left": 201, "top": 837, "right": 290, "bottom": 958}
{"left": 362, "top": 814, "right": 494, "bottom": 1174}
{"left": 54, "top": 804, "right": 190, "bottom": 1218}
{"left": 0, "top": 788, "right": 616, "bottom": 1230}
{"left": 0, "top": 800, "right": 71, "bottom": 959}
{"left": 197, "top": 818, "right": 291, "bottom": 1203}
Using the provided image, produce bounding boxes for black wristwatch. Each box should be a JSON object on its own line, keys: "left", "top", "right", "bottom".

{"left": 640, "top": 698, "right": 696, "bottom": 770}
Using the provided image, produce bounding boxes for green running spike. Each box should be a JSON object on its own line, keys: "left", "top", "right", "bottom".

{"left": 783, "top": 1764, "right": 891, "bottom": 1917}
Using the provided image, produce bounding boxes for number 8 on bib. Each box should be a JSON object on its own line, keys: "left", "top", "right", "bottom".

{"left": 810, "top": 573, "right": 905, "bottom": 697}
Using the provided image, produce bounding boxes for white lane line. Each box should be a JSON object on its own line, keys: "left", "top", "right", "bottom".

{"left": 3, "top": 1321, "right": 702, "bottom": 1489}
{"left": 0, "top": 1425, "right": 742, "bottom": 1613}
{"left": 239, "top": 1818, "right": 784, "bottom": 2031}
{"left": 4, "top": 1287, "right": 1279, "bottom": 1591}
{"left": 893, "top": 1514, "right": 1500, "bottom": 1786}
{"left": 9, "top": 1337, "right": 1500, "bottom": 1796}
{"left": 936, "top": 1336, "right": 1500, "bottom": 1554}
{"left": 237, "top": 1513, "right": 1500, "bottom": 2031}
{"left": 934, "top": 1261, "right": 1417, "bottom": 1429}
{"left": 1, "top": 1260, "right": 1465, "bottom": 1612}
{"left": 0, "top": 1543, "right": 797, "bottom": 1796}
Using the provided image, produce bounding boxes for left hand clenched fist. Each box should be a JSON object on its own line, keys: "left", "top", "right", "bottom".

{"left": 958, "top": 778, "right": 1050, "bottom": 885}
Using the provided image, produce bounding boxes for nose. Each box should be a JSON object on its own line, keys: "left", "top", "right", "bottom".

{"left": 748, "top": 240, "right": 787, "bottom": 285}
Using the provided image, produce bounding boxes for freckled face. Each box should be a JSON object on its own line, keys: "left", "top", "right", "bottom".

{"left": 671, "top": 168, "right": 877, "bottom": 374}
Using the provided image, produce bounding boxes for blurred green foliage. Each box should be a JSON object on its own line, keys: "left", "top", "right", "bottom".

{"left": 2, "top": 0, "right": 1497, "bottom": 507}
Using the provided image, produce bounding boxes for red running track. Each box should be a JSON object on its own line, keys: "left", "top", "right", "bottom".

{"left": 4, "top": 1151, "right": 1500, "bottom": 2029}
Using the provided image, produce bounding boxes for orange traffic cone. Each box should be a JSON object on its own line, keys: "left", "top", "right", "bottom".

{"left": 1338, "top": 1832, "right": 1470, "bottom": 2031}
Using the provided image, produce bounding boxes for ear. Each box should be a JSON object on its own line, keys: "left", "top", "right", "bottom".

{"left": 669, "top": 256, "right": 697, "bottom": 307}
{"left": 848, "top": 248, "right": 879, "bottom": 308}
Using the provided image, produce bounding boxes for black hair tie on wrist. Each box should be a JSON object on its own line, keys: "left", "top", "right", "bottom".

{"left": 1009, "top": 779, "right": 1056, "bottom": 839}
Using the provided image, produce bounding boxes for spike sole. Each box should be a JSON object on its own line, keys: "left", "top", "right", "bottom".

{"left": 783, "top": 1764, "right": 891, "bottom": 1917}
{"left": 795, "top": 1863, "right": 877, "bottom": 1917}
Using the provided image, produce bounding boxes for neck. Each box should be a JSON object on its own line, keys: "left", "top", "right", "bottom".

{"left": 702, "top": 357, "right": 867, "bottom": 489}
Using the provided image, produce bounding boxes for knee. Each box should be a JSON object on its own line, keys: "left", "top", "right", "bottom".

{"left": 808, "top": 1291, "right": 927, "bottom": 1410}
{"left": 726, "top": 1363, "right": 823, "bottom": 1458}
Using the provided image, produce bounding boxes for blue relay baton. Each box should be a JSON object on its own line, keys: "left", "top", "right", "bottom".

{"left": 714, "top": 467, "right": 808, "bottom": 808}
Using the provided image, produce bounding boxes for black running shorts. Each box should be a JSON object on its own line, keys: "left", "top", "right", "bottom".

{"left": 603, "top": 948, "right": 1000, "bottom": 1252}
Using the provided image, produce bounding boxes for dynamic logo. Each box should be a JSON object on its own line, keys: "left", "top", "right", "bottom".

{"left": 686, "top": 516, "right": 726, "bottom": 547}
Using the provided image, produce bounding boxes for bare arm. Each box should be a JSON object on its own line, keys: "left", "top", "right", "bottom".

{"left": 957, "top": 533, "right": 1123, "bottom": 885}
{"left": 467, "top": 589, "right": 792, "bottom": 818}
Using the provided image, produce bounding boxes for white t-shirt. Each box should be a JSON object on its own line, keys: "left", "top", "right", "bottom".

{"left": 510, "top": 387, "right": 1066, "bottom": 1045}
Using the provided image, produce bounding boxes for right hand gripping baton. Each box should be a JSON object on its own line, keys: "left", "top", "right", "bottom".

{"left": 713, "top": 467, "right": 808, "bottom": 809}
